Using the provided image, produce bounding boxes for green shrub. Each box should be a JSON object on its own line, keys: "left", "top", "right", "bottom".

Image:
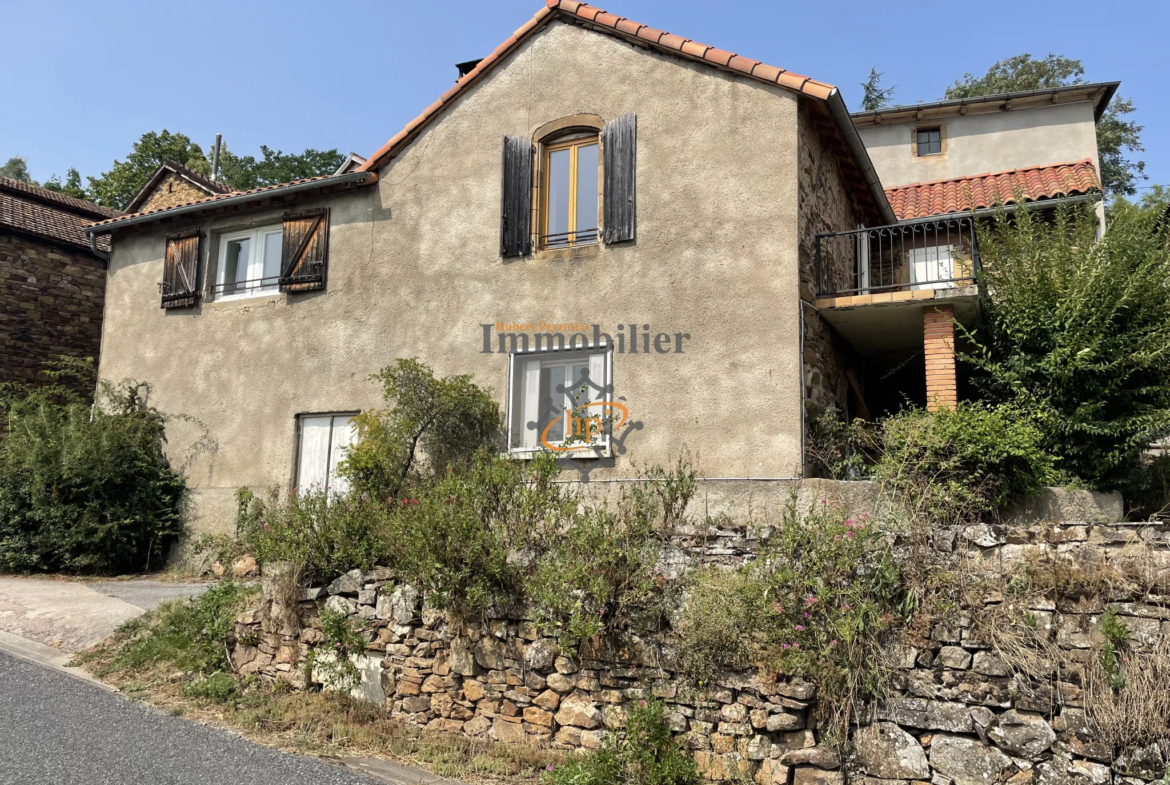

{"left": 963, "top": 202, "right": 1170, "bottom": 489}
{"left": 104, "top": 581, "right": 257, "bottom": 676}
{"left": 0, "top": 359, "right": 187, "bottom": 574}
{"left": 805, "top": 404, "right": 879, "bottom": 480}
{"left": 675, "top": 566, "right": 765, "bottom": 682}
{"left": 236, "top": 487, "right": 384, "bottom": 585}
{"left": 528, "top": 470, "right": 689, "bottom": 652}
{"left": 379, "top": 452, "right": 573, "bottom": 618}
{"left": 875, "top": 403, "right": 1058, "bottom": 524}
{"left": 676, "top": 499, "right": 903, "bottom": 741}
{"left": 339, "top": 358, "right": 502, "bottom": 499}
{"left": 543, "top": 699, "right": 696, "bottom": 785}
{"left": 182, "top": 671, "right": 240, "bottom": 703}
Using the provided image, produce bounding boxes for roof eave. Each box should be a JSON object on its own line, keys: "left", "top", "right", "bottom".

{"left": 87, "top": 171, "right": 378, "bottom": 235}
{"left": 825, "top": 89, "right": 897, "bottom": 225}
{"left": 851, "top": 81, "right": 1122, "bottom": 126}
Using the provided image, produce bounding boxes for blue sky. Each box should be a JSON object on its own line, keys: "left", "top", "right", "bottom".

{"left": 3, "top": 0, "right": 1167, "bottom": 193}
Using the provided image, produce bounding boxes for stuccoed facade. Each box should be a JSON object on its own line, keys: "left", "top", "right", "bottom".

{"left": 96, "top": 16, "right": 873, "bottom": 537}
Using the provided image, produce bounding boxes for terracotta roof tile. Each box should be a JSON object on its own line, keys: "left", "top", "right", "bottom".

{"left": 727, "top": 56, "right": 759, "bottom": 76}
{"left": 656, "top": 31, "right": 688, "bottom": 51}
{"left": 885, "top": 160, "right": 1100, "bottom": 220}
{"left": 635, "top": 25, "right": 666, "bottom": 44}
{"left": 614, "top": 18, "right": 642, "bottom": 36}
{"left": 360, "top": 2, "right": 838, "bottom": 176}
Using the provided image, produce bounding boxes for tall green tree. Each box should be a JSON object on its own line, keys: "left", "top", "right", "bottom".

{"left": 217, "top": 145, "right": 345, "bottom": 191}
{"left": 0, "top": 156, "right": 35, "bottom": 183}
{"left": 41, "top": 168, "right": 88, "bottom": 200}
{"left": 960, "top": 203, "right": 1170, "bottom": 489}
{"left": 858, "top": 68, "right": 896, "bottom": 111}
{"left": 86, "top": 130, "right": 211, "bottom": 209}
{"left": 945, "top": 54, "right": 1145, "bottom": 197}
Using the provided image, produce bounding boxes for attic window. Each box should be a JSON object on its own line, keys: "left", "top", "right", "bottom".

{"left": 916, "top": 127, "right": 942, "bottom": 156}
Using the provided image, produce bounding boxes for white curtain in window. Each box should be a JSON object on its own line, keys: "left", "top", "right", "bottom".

{"left": 296, "top": 416, "right": 332, "bottom": 494}
{"left": 327, "top": 416, "right": 357, "bottom": 496}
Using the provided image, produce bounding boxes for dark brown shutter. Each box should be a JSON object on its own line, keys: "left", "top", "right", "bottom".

{"left": 160, "top": 229, "right": 201, "bottom": 309}
{"left": 500, "top": 135, "right": 533, "bottom": 257}
{"left": 602, "top": 113, "right": 637, "bottom": 244}
{"left": 280, "top": 208, "right": 329, "bottom": 293}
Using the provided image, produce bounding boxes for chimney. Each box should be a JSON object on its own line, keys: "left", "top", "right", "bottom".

{"left": 456, "top": 59, "right": 483, "bottom": 81}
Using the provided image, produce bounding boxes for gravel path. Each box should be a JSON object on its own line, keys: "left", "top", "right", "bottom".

{"left": 0, "top": 651, "right": 376, "bottom": 785}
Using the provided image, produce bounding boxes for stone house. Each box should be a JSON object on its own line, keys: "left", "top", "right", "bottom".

{"left": 124, "top": 159, "right": 232, "bottom": 215}
{"left": 0, "top": 176, "right": 120, "bottom": 390}
{"left": 86, "top": 0, "right": 1111, "bottom": 537}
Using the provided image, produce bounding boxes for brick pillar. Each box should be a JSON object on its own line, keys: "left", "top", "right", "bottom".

{"left": 924, "top": 305, "right": 957, "bottom": 411}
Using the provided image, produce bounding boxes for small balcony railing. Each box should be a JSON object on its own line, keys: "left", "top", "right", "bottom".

{"left": 815, "top": 216, "right": 981, "bottom": 298}
{"left": 212, "top": 275, "right": 283, "bottom": 299}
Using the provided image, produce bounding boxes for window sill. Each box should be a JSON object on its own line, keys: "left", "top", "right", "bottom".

{"left": 211, "top": 290, "right": 284, "bottom": 306}
{"left": 508, "top": 446, "right": 610, "bottom": 460}
{"left": 533, "top": 243, "right": 601, "bottom": 262}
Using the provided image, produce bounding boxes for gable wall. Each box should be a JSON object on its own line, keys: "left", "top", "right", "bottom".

{"left": 137, "top": 172, "right": 216, "bottom": 213}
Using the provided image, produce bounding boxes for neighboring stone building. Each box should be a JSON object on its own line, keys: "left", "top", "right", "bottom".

{"left": 124, "top": 160, "right": 232, "bottom": 214}
{"left": 0, "top": 176, "right": 120, "bottom": 388}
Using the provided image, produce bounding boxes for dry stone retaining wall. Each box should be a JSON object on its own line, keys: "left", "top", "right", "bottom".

{"left": 235, "top": 520, "right": 1170, "bottom": 784}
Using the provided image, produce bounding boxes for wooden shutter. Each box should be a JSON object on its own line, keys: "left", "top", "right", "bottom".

{"left": 602, "top": 113, "right": 636, "bottom": 244}
{"left": 160, "top": 229, "right": 201, "bottom": 309}
{"left": 500, "top": 135, "right": 534, "bottom": 257}
{"left": 280, "top": 208, "right": 329, "bottom": 293}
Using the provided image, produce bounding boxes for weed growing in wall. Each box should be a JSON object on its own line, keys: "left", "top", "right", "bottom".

{"left": 306, "top": 608, "right": 369, "bottom": 693}
{"left": 676, "top": 499, "right": 904, "bottom": 741}
{"left": 543, "top": 699, "right": 697, "bottom": 785}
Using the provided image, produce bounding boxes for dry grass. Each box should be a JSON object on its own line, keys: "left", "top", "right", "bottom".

{"left": 92, "top": 667, "right": 562, "bottom": 783}
{"left": 75, "top": 589, "right": 562, "bottom": 785}
{"left": 1085, "top": 639, "right": 1170, "bottom": 754}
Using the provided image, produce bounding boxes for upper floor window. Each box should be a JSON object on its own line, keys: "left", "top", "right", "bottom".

{"left": 916, "top": 127, "right": 942, "bottom": 157}
{"left": 542, "top": 133, "right": 599, "bottom": 249}
{"left": 215, "top": 225, "right": 283, "bottom": 300}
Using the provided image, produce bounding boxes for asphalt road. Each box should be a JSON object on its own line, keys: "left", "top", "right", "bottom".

{"left": 0, "top": 651, "right": 376, "bottom": 785}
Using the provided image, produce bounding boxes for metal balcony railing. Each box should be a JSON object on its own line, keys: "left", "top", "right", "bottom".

{"left": 815, "top": 216, "right": 981, "bottom": 298}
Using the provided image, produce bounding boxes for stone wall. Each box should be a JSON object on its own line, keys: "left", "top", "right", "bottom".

{"left": 0, "top": 232, "right": 105, "bottom": 388}
{"left": 235, "top": 519, "right": 1170, "bottom": 785}
{"left": 797, "top": 97, "right": 868, "bottom": 424}
{"left": 136, "top": 172, "right": 214, "bottom": 213}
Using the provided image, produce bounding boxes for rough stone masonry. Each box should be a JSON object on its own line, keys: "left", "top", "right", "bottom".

{"left": 235, "top": 518, "right": 1170, "bottom": 784}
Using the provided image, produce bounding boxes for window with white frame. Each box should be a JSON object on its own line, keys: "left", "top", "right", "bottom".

{"left": 214, "top": 225, "right": 283, "bottom": 300}
{"left": 295, "top": 413, "right": 357, "bottom": 497}
{"left": 509, "top": 347, "right": 610, "bottom": 453}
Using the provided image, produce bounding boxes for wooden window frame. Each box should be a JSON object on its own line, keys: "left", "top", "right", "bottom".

{"left": 912, "top": 125, "right": 946, "bottom": 157}
{"left": 539, "top": 134, "right": 600, "bottom": 250}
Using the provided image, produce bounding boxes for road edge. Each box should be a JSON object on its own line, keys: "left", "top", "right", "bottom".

{"left": 0, "top": 629, "right": 114, "bottom": 691}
